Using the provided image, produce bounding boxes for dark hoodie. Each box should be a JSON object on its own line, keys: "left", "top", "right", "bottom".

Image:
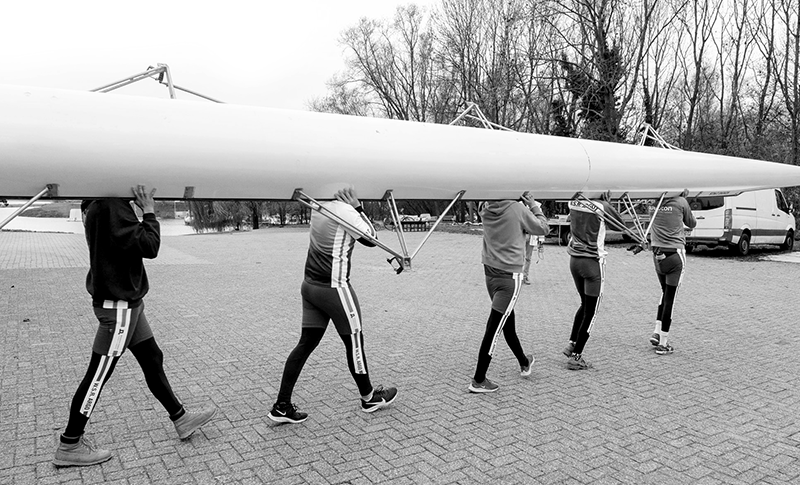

{"left": 480, "top": 200, "right": 549, "bottom": 273}
{"left": 83, "top": 199, "right": 160, "bottom": 307}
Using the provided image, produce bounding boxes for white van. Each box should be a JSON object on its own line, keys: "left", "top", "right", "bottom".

{"left": 685, "top": 188, "right": 795, "bottom": 255}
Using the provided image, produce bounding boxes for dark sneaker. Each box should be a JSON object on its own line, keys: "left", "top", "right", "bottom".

{"left": 468, "top": 378, "right": 499, "bottom": 393}
{"left": 520, "top": 353, "right": 534, "bottom": 377}
{"left": 361, "top": 385, "right": 398, "bottom": 413}
{"left": 174, "top": 406, "right": 217, "bottom": 440}
{"left": 655, "top": 344, "right": 674, "bottom": 355}
{"left": 268, "top": 402, "right": 308, "bottom": 424}
{"left": 53, "top": 436, "right": 112, "bottom": 467}
{"left": 562, "top": 341, "right": 575, "bottom": 357}
{"left": 567, "top": 353, "right": 592, "bottom": 370}
{"left": 650, "top": 333, "right": 660, "bottom": 346}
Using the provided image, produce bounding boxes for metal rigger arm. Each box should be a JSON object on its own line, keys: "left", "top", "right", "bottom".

{"left": 293, "top": 189, "right": 465, "bottom": 274}
{"left": 0, "top": 185, "right": 57, "bottom": 231}
{"left": 571, "top": 192, "right": 668, "bottom": 254}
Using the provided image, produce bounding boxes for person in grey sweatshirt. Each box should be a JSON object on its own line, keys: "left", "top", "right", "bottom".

{"left": 469, "top": 191, "right": 550, "bottom": 393}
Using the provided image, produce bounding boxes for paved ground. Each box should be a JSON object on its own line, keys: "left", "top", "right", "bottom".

{"left": 1, "top": 227, "right": 799, "bottom": 484}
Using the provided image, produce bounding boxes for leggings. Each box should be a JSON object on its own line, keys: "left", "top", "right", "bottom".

{"left": 276, "top": 327, "right": 373, "bottom": 404}
{"left": 569, "top": 256, "right": 605, "bottom": 354}
{"left": 63, "top": 337, "right": 183, "bottom": 438}
{"left": 473, "top": 309, "right": 528, "bottom": 383}
{"left": 653, "top": 250, "right": 686, "bottom": 333}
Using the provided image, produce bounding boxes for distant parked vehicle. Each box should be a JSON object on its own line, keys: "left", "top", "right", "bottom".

{"left": 685, "top": 188, "right": 795, "bottom": 255}
{"left": 0, "top": 198, "right": 7, "bottom": 207}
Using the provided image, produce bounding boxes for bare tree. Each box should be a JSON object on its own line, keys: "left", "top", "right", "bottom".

{"left": 336, "top": 5, "right": 443, "bottom": 122}
{"left": 771, "top": 0, "right": 800, "bottom": 165}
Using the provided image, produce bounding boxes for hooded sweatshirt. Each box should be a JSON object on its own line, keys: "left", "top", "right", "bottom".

{"left": 480, "top": 200, "right": 549, "bottom": 273}
{"left": 83, "top": 199, "right": 160, "bottom": 307}
{"left": 649, "top": 196, "right": 697, "bottom": 249}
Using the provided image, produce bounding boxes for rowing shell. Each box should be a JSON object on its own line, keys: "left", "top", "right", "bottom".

{"left": 2, "top": 84, "right": 800, "bottom": 201}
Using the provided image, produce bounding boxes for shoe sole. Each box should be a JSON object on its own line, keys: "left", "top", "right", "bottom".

{"left": 53, "top": 454, "right": 113, "bottom": 467}
{"left": 177, "top": 408, "right": 218, "bottom": 440}
{"left": 361, "top": 392, "right": 398, "bottom": 413}
{"left": 268, "top": 412, "right": 308, "bottom": 424}
{"left": 655, "top": 349, "right": 674, "bottom": 355}
{"left": 468, "top": 385, "right": 499, "bottom": 393}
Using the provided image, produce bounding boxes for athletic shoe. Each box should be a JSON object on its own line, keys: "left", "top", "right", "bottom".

{"left": 655, "top": 344, "right": 674, "bottom": 355}
{"left": 268, "top": 402, "right": 308, "bottom": 424}
{"left": 174, "top": 406, "right": 217, "bottom": 440}
{"left": 468, "top": 378, "right": 499, "bottom": 393}
{"left": 562, "top": 341, "right": 575, "bottom": 357}
{"left": 522, "top": 278, "right": 532, "bottom": 285}
{"left": 567, "top": 353, "right": 592, "bottom": 370}
{"left": 520, "top": 353, "right": 535, "bottom": 377}
{"left": 53, "top": 436, "right": 112, "bottom": 467}
{"left": 361, "top": 385, "right": 398, "bottom": 413}
{"left": 650, "top": 333, "right": 660, "bottom": 346}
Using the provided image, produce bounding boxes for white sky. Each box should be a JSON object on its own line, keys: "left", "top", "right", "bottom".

{"left": 0, "top": 0, "right": 434, "bottom": 111}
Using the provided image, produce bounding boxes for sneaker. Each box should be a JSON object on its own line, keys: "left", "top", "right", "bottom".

{"left": 520, "top": 353, "right": 535, "bottom": 377}
{"left": 361, "top": 385, "right": 398, "bottom": 413}
{"left": 174, "top": 406, "right": 217, "bottom": 440}
{"left": 562, "top": 341, "right": 575, "bottom": 357}
{"left": 567, "top": 353, "right": 592, "bottom": 370}
{"left": 655, "top": 344, "right": 674, "bottom": 355}
{"left": 650, "top": 333, "right": 660, "bottom": 346}
{"left": 53, "top": 436, "right": 112, "bottom": 467}
{"left": 268, "top": 402, "right": 308, "bottom": 424}
{"left": 468, "top": 378, "right": 499, "bottom": 393}
{"left": 522, "top": 278, "right": 532, "bottom": 285}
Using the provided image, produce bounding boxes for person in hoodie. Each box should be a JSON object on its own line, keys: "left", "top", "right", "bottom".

{"left": 647, "top": 190, "right": 696, "bottom": 355}
{"left": 54, "top": 185, "right": 216, "bottom": 468}
{"left": 562, "top": 193, "right": 623, "bottom": 370}
{"left": 468, "top": 191, "right": 550, "bottom": 393}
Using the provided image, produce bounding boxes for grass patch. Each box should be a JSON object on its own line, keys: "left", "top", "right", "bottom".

{"left": 21, "top": 202, "right": 80, "bottom": 218}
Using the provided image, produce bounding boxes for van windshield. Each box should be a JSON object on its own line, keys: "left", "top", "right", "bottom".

{"left": 687, "top": 197, "right": 725, "bottom": 211}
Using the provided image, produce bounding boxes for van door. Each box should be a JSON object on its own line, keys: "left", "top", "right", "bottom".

{"left": 687, "top": 196, "right": 726, "bottom": 240}
{"left": 766, "top": 189, "right": 793, "bottom": 244}
{"left": 732, "top": 191, "right": 758, "bottom": 243}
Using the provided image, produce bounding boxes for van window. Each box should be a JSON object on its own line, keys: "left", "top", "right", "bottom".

{"left": 776, "top": 190, "right": 790, "bottom": 213}
{"left": 687, "top": 197, "right": 724, "bottom": 211}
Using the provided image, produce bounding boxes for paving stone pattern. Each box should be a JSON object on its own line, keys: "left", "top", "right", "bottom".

{"left": 1, "top": 228, "right": 799, "bottom": 484}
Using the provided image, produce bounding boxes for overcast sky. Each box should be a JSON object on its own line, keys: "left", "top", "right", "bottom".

{"left": 0, "top": 0, "right": 434, "bottom": 111}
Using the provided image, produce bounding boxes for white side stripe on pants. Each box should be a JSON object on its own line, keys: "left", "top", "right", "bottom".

{"left": 336, "top": 287, "right": 366, "bottom": 374}
{"left": 586, "top": 258, "right": 606, "bottom": 335}
{"left": 488, "top": 273, "right": 523, "bottom": 356}
{"left": 79, "top": 300, "right": 130, "bottom": 416}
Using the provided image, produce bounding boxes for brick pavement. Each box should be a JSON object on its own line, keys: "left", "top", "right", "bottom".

{"left": 1, "top": 228, "right": 799, "bottom": 484}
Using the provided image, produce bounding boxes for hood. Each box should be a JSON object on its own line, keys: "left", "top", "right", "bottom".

{"left": 481, "top": 200, "right": 517, "bottom": 217}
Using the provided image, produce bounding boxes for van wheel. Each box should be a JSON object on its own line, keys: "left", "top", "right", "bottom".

{"left": 731, "top": 232, "right": 751, "bottom": 256}
{"left": 685, "top": 244, "right": 695, "bottom": 254}
{"left": 780, "top": 230, "right": 795, "bottom": 251}
{"left": 560, "top": 229, "right": 570, "bottom": 246}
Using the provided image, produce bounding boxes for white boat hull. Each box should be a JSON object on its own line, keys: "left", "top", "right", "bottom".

{"left": 2, "top": 84, "right": 800, "bottom": 201}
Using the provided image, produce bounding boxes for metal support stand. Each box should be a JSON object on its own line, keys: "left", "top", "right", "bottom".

{"left": 0, "top": 185, "right": 55, "bottom": 231}
{"left": 293, "top": 189, "right": 465, "bottom": 274}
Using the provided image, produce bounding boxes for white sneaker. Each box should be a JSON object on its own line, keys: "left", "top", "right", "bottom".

{"left": 520, "top": 354, "right": 534, "bottom": 377}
